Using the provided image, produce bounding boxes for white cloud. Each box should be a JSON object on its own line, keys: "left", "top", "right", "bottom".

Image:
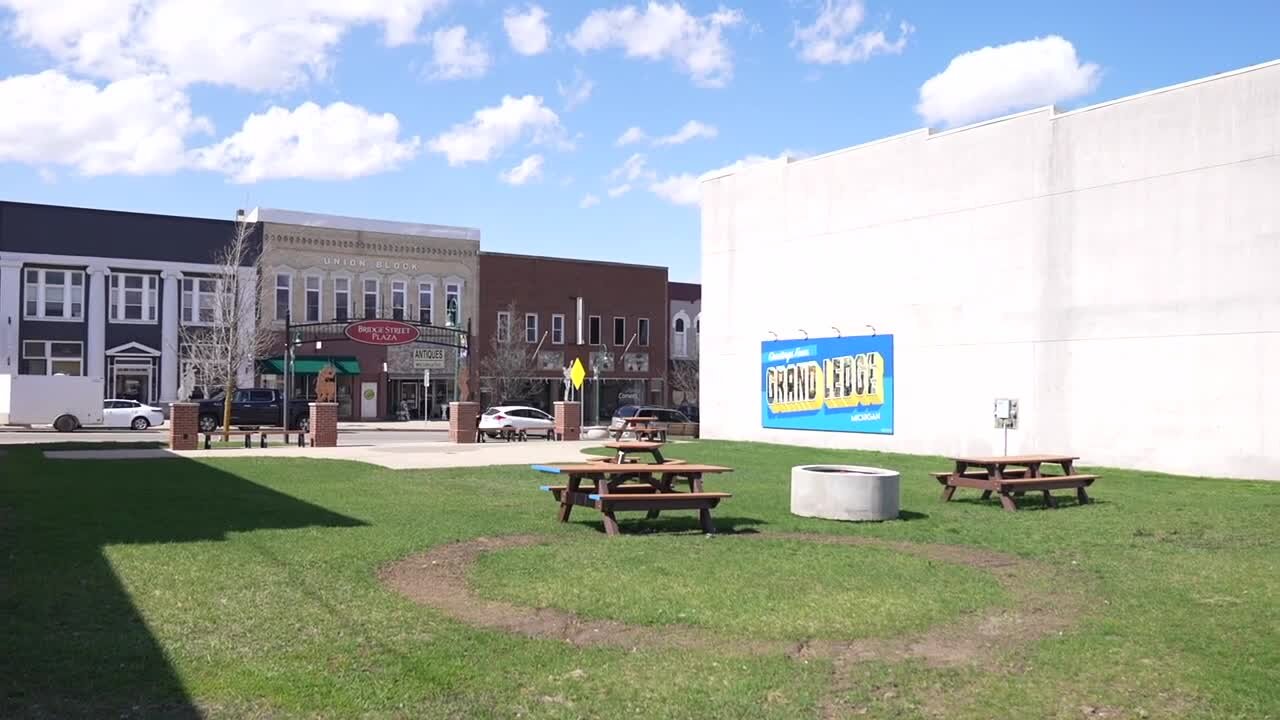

{"left": 0, "top": 0, "right": 449, "bottom": 92}
{"left": 917, "top": 35, "right": 1101, "bottom": 127}
{"left": 427, "top": 94, "right": 564, "bottom": 166}
{"left": 608, "top": 152, "right": 656, "bottom": 183}
{"left": 607, "top": 184, "right": 631, "bottom": 198}
{"left": 579, "top": 193, "right": 600, "bottom": 208}
{"left": 0, "top": 70, "right": 210, "bottom": 176}
{"left": 557, "top": 69, "right": 594, "bottom": 111}
{"left": 430, "top": 25, "right": 490, "bottom": 80}
{"left": 192, "top": 101, "right": 420, "bottom": 183}
{"left": 504, "top": 4, "right": 551, "bottom": 56}
{"left": 653, "top": 119, "right": 717, "bottom": 146}
{"left": 793, "top": 0, "right": 912, "bottom": 65}
{"left": 616, "top": 126, "right": 647, "bottom": 146}
{"left": 567, "top": 2, "right": 745, "bottom": 87}
{"left": 649, "top": 149, "right": 808, "bottom": 206}
{"left": 498, "top": 153, "right": 544, "bottom": 185}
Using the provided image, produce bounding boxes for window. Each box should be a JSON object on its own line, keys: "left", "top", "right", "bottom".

{"left": 445, "top": 282, "right": 461, "bottom": 326}
{"left": 391, "top": 281, "right": 407, "bottom": 320}
{"left": 362, "top": 278, "right": 379, "bottom": 319}
{"left": 274, "top": 272, "right": 292, "bottom": 321}
{"left": 588, "top": 315, "right": 601, "bottom": 345}
{"left": 673, "top": 316, "right": 687, "bottom": 357}
{"left": 638, "top": 318, "right": 650, "bottom": 347}
{"left": 22, "top": 340, "right": 83, "bottom": 376}
{"left": 333, "top": 277, "right": 350, "bottom": 321}
{"left": 181, "top": 277, "right": 221, "bottom": 324}
{"left": 109, "top": 273, "right": 159, "bottom": 323}
{"left": 496, "top": 311, "right": 511, "bottom": 342}
{"left": 418, "top": 282, "right": 433, "bottom": 324}
{"left": 695, "top": 316, "right": 700, "bottom": 352}
{"left": 525, "top": 313, "right": 538, "bottom": 343}
{"left": 304, "top": 275, "right": 322, "bottom": 322}
{"left": 23, "top": 268, "right": 84, "bottom": 320}
{"left": 551, "top": 314, "right": 565, "bottom": 344}
{"left": 613, "top": 317, "right": 626, "bottom": 346}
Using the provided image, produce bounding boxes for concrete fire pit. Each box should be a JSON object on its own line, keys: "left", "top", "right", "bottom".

{"left": 790, "top": 465, "right": 901, "bottom": 522}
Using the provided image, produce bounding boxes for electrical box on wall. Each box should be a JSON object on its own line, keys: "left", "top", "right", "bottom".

{"left": 994, "top": 398, "right": 1018, "bottom": 429}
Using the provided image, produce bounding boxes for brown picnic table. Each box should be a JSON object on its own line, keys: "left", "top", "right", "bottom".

{"left": 603, "top": 440, "right": 668, "bottom": 464}
{"left": 933, "top": 454, "right": 1099, "bottom": 511}
{"left": 534, "top": 462, "right": 733, "bottom": 536}
{"left": 613, "top": 416, "right": 666, "bottom": 441}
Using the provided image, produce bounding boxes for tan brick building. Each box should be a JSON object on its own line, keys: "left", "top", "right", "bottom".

{"left": 250, "top": 208, "right": 479, "bottom": 420}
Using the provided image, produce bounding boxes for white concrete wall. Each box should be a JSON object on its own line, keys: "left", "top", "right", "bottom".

{"left": 701, "top": 60, "right": 1280, "bottom": 480}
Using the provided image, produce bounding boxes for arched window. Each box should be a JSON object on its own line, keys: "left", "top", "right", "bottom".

{"left": 673, "top": 314, "right": 688, "bottom": 357}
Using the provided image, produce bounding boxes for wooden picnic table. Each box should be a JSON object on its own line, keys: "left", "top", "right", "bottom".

{"left": 934, "top": 454, "right": 1098, "bottom": 511}
{"left": 603, "top": 440, "right": 666, "bottom": 464}
{"left": 534, "top": 462, "right": 733, "bottom": 536}
{"left": 612, "top": 416, "right": 665, "bottom": 441}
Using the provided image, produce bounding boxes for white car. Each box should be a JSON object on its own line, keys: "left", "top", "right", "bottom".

{"left": 479, "top": 405, "right": 554, "bottom": 438}
{"left": 102, "top": 399, "right": 166, "bottom": 430}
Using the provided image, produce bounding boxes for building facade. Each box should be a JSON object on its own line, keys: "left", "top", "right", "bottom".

{"left": 250, "top": 208, "right": 480, "bottom": 420}
{"left": 700, "top": 59, "right": 1280, "bottom": 480}
{"left": 0, "top": 201, "right": 256, "bottom": 406}
{"left": 477, "top": 252, "right": 669, "bottom": 422}
{"left": 668, "top": 281, "right": 700, "bottom": 412}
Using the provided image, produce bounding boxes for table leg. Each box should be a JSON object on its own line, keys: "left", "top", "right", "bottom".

{"left": 690, "top": 473, "right": 704, "bottom": 493}
{"left": 558, "top": 476, "right": 580, "bottom": 523}
{"left": 646, "top": 473, "right": 674, "bottom": 519}
{"left": 652, "top": 449, "right": 665, "bottom": 464}
{"left": 1042, "top": 490, "right": 1058, "bottom": 508}
{"left": 1076, "top": 486, "right": 1091, "bottom": 505}
{"left": 998, "top": 492, "right": 1018, "bottom": 512}
{"left": 601, "top": 510, "right": 621, "bottom": 536}
{"left": 942, "top": 484, "right": 957, "bottom": 501}
{"left": 980, "top": 490, "right": 992, "bottom": 500}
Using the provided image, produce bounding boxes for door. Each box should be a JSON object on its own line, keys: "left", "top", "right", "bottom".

{"left": 102, "top": 400, "right": 128, "bottom": 428}
{"left": 250, "top": 390, "right": 281, "bottom": 426}
{"left": 113, "top": 368, "right": 152, "bottom": 404}
{"left": 361, "top": 382, "right": 378, "bottom": 419}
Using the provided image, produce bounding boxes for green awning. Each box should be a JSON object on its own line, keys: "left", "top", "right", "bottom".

{"left": 260, "top": 357, "right": 361, "bottom": 375}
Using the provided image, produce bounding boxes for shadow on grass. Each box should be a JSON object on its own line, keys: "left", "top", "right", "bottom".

{"left": 0, "top": 445, "right": 365, "bottom": 719}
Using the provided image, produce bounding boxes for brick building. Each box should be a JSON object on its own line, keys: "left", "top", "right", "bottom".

{"left": 477, "top": 252, "right": 668, "bottom": 422}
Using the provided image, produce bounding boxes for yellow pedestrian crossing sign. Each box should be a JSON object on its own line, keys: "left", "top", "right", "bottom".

{"left": 570, "top": 357, "right": 586, "bottom": 390}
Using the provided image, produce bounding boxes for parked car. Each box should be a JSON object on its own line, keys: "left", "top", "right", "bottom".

{"left": 609, "top": 405, "right": 692, "bottom": 435}
{"left": 195, "top": 389, "right": 310, "bottom": 433}
{"left": 479, "top": 405, "right": 555, "bottom": 438}
{"left": 101, "top": 399, "right": 166, "bottom": 430}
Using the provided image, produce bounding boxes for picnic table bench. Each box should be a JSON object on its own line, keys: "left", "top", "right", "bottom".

{"left": 202, "top": 429, "right": 310, "bottom": 449}
{"left": 534, "top": 462, "right": 733, "bottom": 536}
{"left": 935, "top": 454, "right": 1098, "bottom": 511}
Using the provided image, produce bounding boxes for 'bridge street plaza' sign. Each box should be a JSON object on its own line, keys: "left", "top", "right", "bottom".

{"left": 344, "top": 320, "right": 421, "bottom": 346}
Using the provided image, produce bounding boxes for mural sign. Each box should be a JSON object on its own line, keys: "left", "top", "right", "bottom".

{"left": 761, "top": 334, "right": 894, "bottom": 434}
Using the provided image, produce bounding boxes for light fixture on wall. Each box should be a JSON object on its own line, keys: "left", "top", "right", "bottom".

{"left": 831, "top": 326, "right": 841, "bottom": 338}
{"left": 866, "top": 324, "right": 877, "bottom": 336}
{"left": 315, "top": 341, "right": 322, "bottom": 350}
{"left": 381, "top": 361, "right": 388, "bottom": 373}
{"left": 798, "top": 329, "right": 808, "bottom": 340}
{"left": 767, "top": 331, "right": 779, "bottom": 340}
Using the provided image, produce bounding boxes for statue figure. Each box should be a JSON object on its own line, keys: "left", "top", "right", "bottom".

{"left": 315, "top": 365, "right": 338, "bottom": 402}
{"left": 177, "top": 365, "right": 195, "bottom": 402}
{"left": 561, "top": 365, "right": 573, "bottom": 401}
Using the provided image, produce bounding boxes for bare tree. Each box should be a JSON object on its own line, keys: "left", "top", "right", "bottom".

{"left": 175, "top": 218, "right": 272, "bottom": 433}
{"left": 479, "top": 302, "right": 538, "bottom": 405}
{"left": 669, "top": 344, "right": 700, "bottom": 409}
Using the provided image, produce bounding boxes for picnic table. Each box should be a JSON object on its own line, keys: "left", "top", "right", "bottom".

{"left": 534, "top": 462, "right": 733, "bottom": 536}
{"left": 613, "top": 416, "right": 665, "bottom": 441}
{"left": 932, "top": 454, "right": 1099, "bottom": 511}
{"left": 602, "top": 440, "right": 668, "bottom": 464}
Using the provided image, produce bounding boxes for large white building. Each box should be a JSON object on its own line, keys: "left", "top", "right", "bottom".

{"left": 700, "top": 59, "right": 1280, "bottom": 480}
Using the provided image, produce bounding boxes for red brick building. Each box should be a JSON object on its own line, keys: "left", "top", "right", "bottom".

{"left": 477, "top": 252, "right": 668, "bottom": 423}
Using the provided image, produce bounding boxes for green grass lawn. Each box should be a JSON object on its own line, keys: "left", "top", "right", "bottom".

{"left": 1, "top": 441, "right": 1277, "bottom": 719}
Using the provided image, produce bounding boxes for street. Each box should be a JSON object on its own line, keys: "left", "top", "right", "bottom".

{"left": 0, "top": 426, "right": 450, "bottom": 446}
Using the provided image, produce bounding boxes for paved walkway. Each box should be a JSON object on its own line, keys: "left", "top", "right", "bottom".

{"left": 43, "top": 439, "right": 605, "bottom": 470}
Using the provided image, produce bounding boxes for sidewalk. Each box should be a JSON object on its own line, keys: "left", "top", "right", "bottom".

{"left": 43, "top": 439, "right": 604, "bottom": 470}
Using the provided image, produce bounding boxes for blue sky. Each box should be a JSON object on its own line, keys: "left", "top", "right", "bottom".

{"left": 0, "top": 0, "right": 1277, "bottom": 282}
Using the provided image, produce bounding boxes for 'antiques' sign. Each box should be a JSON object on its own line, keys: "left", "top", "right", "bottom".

{"left": 345, "top": 320, "right": 421, "bottom": 346}
{"left": 413, "top": 348, "right": 447, "bottom": 369}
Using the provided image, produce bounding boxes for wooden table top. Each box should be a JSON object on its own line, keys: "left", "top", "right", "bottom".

{"left": 605, "top": 441, "right": 665, "bottom": 450}
{"left": 948, "top": 454, "right": 1078, "bottom": 465}
{"left": 534, "top": 463, "right": 731, "bottom": 475}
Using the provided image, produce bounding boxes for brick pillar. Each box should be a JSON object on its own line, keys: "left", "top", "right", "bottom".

{"left": 309, "top": 402, "right": 338, "bottom": 448}
{"left": 554, "top": 401, "right": 582, "bottom": 441}
{"left": 449, "top": 401, "right": 480, "bottom": 443}
{"left": 169, "top": 402, "right": 199, "bottom": 451}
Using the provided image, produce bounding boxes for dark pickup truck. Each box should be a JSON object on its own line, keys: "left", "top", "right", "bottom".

{"left": 196, "top": 389, "right": 310, "bottom": 433}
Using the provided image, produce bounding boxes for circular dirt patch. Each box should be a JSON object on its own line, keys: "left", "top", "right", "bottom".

{"left": 380, "top": 532, "right": 1092, "bottom": 669}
